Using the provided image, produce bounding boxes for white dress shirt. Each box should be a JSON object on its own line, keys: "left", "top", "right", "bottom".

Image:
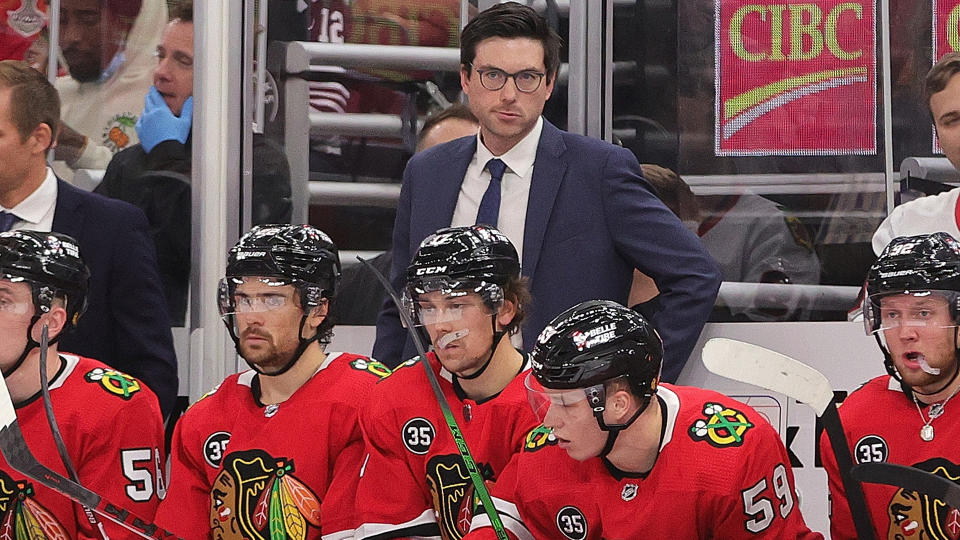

{"left": 451, "top": 116, "right": 544, "bottom": 264}
{"left": 2, "top": 167, "right": 58, "bottom": 233}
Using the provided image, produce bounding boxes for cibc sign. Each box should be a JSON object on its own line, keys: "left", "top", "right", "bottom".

{"left": 715, "top": 1, "right": 877, "bottom": 155}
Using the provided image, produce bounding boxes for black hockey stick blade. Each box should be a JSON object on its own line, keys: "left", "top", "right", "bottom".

{"left": 701, "top": 337, "right": 876, "bottom": 540}
{"left": 852, "top": 462, "right": 960, "bottom": 508}
{"left": 701, "top": 338, "right": 834, "bottom": 414}
{"left": 0, "top": 370, "right": 182, "bottom": 539}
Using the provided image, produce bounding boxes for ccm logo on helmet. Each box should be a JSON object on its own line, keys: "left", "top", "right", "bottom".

{"left": 415, "top": 266, "right": 448, "bottom": 276}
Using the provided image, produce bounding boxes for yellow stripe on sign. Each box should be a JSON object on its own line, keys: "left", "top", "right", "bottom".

{"left": 724, "top": 67, "right": 867, "bottom": 119}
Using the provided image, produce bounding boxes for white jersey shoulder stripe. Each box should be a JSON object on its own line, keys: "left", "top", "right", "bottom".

{"left": 469, "top": 497, "right": 535, "bottom": 540}
{"left": 353, "top": 508, "right": 441, "bottom": 540}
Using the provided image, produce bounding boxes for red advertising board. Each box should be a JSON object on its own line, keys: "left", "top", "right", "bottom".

{"left": 934, "top": 1, "right": 960, "bottom": 153}
{"left": 715, "top": 1, "right": 877, "bottom": 155}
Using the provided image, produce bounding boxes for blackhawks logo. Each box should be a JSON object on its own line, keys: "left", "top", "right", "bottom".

{"left": 210, "top": 450, "right": 321, "bottom": 540}
{"left": 886, "top": 458, "right": 960, "bottom": 540}
{"left": 84, "top": 367, "right": 141, "bottom": 400}
{"left": 349, "top": 358, "right": 392, "bottom": 379}
{"left": 688, "top": 402, "right": 753, "bottom": 448}
{"left": 523, "top": 425, "right": 558, "bottom": 453}
{"left": 0, "top": 470, "right": 69, "bottom": 538}
{"left": 426, "top": 454, "right": 494, "bottom": 540}
{"left": 102, "top": 113, "right": 137, "bottom": 152}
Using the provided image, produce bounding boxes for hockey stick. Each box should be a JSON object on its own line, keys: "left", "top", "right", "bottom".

{"left": 360, "top": 256, "right": 509, "bottom": 540}
{"left": 701, "top": 337, "right": 876, "bottom": 540}
{"left": 38, "top": 323, "right": 109, "bottom": 538}
{"left": 0, "top": 362, "right": 181, "bottom": 539}
{"left": 852, "top": 462, "right": 960, "bottom": 508}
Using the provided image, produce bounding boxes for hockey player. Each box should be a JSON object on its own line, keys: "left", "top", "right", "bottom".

{"left": 355, "top": 225, "right": 539, "bottom": 540}
{"left": 466, "top": 300, "right": 821, "bottom": 539}
{"left": 157, "top": 224, "right": 390, "bottom": 538}
{"left": 821, "top": 232, "right": 960, "bottom": 539}
{"left": 0, "top": 230, "right": 165, "bottom": 536}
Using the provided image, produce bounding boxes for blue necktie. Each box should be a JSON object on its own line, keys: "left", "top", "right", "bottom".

{"left": 476, "top": 158, "right": 507, "bottom": 227}
{"left": 0, "top": 211, "right": 17, "bottom": 233}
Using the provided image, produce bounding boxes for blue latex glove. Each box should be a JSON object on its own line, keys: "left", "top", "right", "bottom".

{"left": 135, "top": 86, "right": 193, "bottom": 153}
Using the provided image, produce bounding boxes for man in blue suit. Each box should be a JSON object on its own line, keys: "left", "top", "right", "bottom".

{"left": 373, "top": 2, "right": 721, "bottom": 382}
{"left": 0, "top": 60, "right": 177, "bottom": 416}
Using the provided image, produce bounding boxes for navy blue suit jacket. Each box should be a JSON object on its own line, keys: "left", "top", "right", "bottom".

{"left": 52, "top": 180, "right": 178, "bottom": 416}
{"left": 373, "top": 120, "right": 721, "bottom": 382}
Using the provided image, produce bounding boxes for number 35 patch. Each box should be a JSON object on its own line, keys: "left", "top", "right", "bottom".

{"left": 555, "top": 506, "right": 588, "bottom": 540}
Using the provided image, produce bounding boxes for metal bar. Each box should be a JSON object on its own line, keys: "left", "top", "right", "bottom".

{"left": 310, "top": 112, "right": 406, "bottom": 138}
{"left": 880, "top": 0, "right": 895, "bottom": 215}
{"left": 191, "top": 0, "right": 242, "bottom": 399}
{"left": 309, "top": 181, "right": 401, "bottom": 208}
{"left": 718, "top": 283, "right": 860, "bottom": 312}
{"left": 280, "top": 42, "right": 461, "bottom": 73}
{"left": 899, "top": 157, "right": 960, "bottom": 182}
{"left": 47, "top": 0, "right": 60, "bottom": 85}
{"left": 567, "top": 0, "right": 587, "bottom": 134}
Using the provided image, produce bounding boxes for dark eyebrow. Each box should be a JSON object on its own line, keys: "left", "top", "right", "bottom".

{"left": 172, "top": 51, "right": 193, "bottom": 64}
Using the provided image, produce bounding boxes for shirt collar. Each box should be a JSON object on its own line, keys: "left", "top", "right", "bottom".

{"left": 3, "top": 168, "right": 56, "bottom": 225}
{"left": 475, "top": 116, "right": 543, "bottom": 179}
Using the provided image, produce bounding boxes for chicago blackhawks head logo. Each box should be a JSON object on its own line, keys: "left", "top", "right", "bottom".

{"left": 688, "top": 402, "right": 754, "bottom": 447}
{"left": 0, "top": 470, "right": 69, "bottom": 538}
{"left": 523, "top": 424, "right": 558, "bottom": 453}
{"left": 886, "top": 458, "right": 960, "bottom": 540}
{"left": 210, "top": 450, "right": 321, "bottom": 540}
{"left": 426, "top": 454, "right": 494, "bottom": 540}
{"left": 84, "top": 367, "right": 141, "bottom": 399}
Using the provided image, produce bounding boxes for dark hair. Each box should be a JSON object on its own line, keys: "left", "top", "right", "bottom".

{"left": 0, "top": 60, "right": 60, "bottom": 147}
{"left": 418, "top": 103, "right": 477, "bottom": 144}
{"left": 170, "top": 0, "right": 192, "bottom": 23}
{"left": 639, "top": 164, "right": 700, "bottom": 223}
{"left": 501, "top": 275, "right": 531, "bottom": 335}
{"left": 460, "top": 2, "right": 562, "bottom": 81}
{"left": 926, "top": 52, "right": 960, "bottom": 113}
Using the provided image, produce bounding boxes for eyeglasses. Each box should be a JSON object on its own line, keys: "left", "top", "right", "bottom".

{"left": 470, "top": 65, "right": 546, "bottom": 93}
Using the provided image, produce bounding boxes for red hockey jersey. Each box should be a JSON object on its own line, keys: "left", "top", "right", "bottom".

{"left": 466, "top": 384, "right": 821, "bottom": 540}
{"left": 157, "top": 352, "right": 390, "bottom": 539}
{"left": 0, "top": 354, "right": 165, "bottom": 538}
{"left": 820, "top": 375, "right": 960, "bottom": 540}
{"left": 354, "top": 352, "right": 539, "bottom": 540}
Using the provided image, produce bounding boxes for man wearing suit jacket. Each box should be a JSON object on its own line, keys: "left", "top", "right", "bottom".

{"left": 373, "top": 2, "right": 721, "bottom": 382}
{"left": 0, "top": 60, "right": 177, "bottom": 416}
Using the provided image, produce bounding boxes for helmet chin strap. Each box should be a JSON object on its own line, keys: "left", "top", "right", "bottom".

{"left": 237, "top": 314, "right": 321, "bottom": 378}
{"left": 457, "top": 314, "right": 506, "bottom": 381}
{"left": 4, "top": 312, "right": 63, "bottom": 379}
{"left": 595, "top": 402, "right": 647, "bottom": 458}
{"left": 877, "top": 332, "right": 960, "bottom": 399}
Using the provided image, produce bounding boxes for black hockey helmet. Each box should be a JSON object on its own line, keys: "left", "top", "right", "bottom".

{"left": 224, "top": 223, "right": 340, "bottom": 301}
{"left": 531, "top": 300, "right": 663, "bottom": 396}
{"left": 864, "top": 233, "right": 960, "bottom": 394}
{"left": 219, "top": 225, "right": 341, "bottom": 376}
{"left": 403, "top": 225, "right": 520, "bottom": 325}
{"left": 529, "top": 300, "right": 663, "bottom": 455}
{"left": 0, "top": 230, "right": 89, "bottom": 327}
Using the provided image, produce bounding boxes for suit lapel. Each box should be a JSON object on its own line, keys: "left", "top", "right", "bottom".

{"left": 51, "top": 179, "right": 85, "bottom": 236}
{"left": 412, "top": 137, "right": 476, "bottom": 244}
{"left": 522, "top": 120, "right": 567, "bottom": 281}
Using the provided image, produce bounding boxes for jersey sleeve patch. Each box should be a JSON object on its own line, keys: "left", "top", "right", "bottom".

{"left": 688, "top": 402, "right": 754, "bottom": 448}
{"left": 522, "top": 424, "right": 558, "bottom": 453}
{"left": 348, "top": 357, "right": 393, "bottom": 379}
{"left": 83, "top": 367, "right": 142, "bottom": 400}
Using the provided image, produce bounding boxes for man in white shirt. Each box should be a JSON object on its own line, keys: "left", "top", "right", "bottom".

{"left": 0, "top": 59, "right": 177, "bottom": 416}
{"left": 873, "top": 52, "right": 960, "bottom": 254}
{"left": 374, "top": 2, "right": 721, "bottom": 382}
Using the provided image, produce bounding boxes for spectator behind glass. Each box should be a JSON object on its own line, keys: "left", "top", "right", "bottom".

{"left": 332, "top": 103, "right": 478, "bottom": 326}
{"left": 95, "top": 0, "right": 292, "bottom": 326}
{"left": 0, "top": 59, "right": 177, "bottom": 416}
{"left": 632, "top": 164, "right": 820, "bottom": 322}
{"left": 52, "top": 0, "right": 166, "bottom": 180}
{"left": 873, "top": 52, "right": 960, "bottom": 255}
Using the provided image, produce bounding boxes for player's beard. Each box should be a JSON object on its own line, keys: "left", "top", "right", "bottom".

{"left": 238, "top": 328, "right": 299, "bottom": 374}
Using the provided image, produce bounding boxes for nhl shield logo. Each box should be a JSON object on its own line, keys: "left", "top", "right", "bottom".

{"left": 621, "top": 484, "right": 638, "bottom": 501}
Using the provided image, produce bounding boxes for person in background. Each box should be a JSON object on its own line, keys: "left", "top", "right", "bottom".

{"left": 0, "top": 59, "right": 177, "bottom": 416}
{"left": 52, "top": 0, "right": 166, "bottom": 179}
{"left": 375, "top": 2, "right": 721, "bottom": 382}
